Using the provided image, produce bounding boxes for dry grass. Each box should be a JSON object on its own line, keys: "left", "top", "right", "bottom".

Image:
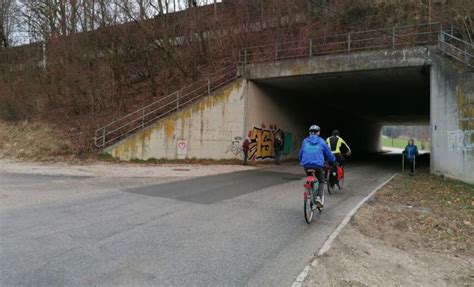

{"left": 353, "top": 169, "right": 474, "bottom": 256}
{"left": 0, "top": 121, "right": 72, "bottom": 160}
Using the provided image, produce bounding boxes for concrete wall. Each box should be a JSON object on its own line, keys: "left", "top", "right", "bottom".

{"left": 431, "top": 56, "right": 474, "bottom": 183}
{"left": 106, "top": 80, "right": 246, "bottom": 160}
{"left": 106, "top": 78, "right": 308, "bottom": 162}
{"left": 244, "top": 82, "right": 308, "bottom": 160}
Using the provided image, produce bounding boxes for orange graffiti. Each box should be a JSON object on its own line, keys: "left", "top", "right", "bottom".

{"left": 248, "top": 126, "right": 279, "bottom": 160}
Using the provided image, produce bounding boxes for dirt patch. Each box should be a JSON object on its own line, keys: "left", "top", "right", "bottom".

{"left": 306, "top": 169, "right": 474, "bottom": 286}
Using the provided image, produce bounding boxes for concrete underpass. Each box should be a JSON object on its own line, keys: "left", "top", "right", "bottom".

{"left": 250, "top": 66, "right": 431, "bottom": 154}
{"left": 107, "top": 47, "right": 473, "bottom": 183}
{"left": 244, "top": 47, "right": 473, "bottom": 183}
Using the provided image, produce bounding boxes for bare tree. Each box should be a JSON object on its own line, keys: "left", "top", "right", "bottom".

{"left": 0, "top": 0, "right": 17, "bottom": 48}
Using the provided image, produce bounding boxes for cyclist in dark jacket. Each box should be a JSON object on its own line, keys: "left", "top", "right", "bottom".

{"left": 299, "top": 125, "right": 335, "bottom": 207}
{"left": 403, "top": 139, "right": 419, "bottom": 176}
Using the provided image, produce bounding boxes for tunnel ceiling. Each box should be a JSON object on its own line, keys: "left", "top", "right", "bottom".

{"left": 253, "top": 66, "right": 430, "bottom": 125}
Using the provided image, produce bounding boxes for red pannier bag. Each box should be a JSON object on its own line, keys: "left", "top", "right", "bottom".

{"left": 337, "top": 166, "right": 344, "bottom": 180}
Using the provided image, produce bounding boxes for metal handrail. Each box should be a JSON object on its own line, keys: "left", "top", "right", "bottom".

{"left": 94, "top": 65, "right": 238, "bottom": 147}
{"left": 94, "top": 22, "right": 471, "bottom": 148}
{"left": 438, "top": 31, "right": 473, "bottom": 67}
{"left": 239, "top": 22, "right": 442, "bottom": 65}
{"left": 240, "top": 23, "right": 441, "bottom": 51}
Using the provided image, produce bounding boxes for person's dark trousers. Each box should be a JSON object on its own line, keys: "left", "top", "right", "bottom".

{"left": 305, "top": 168, "right": 324, "bottom": 197}
{"left": 335, "top": 153, "right": 345, "bottom": 167}
{"left": 243, "top": 150, "right": 248, "bottom": 165}
{"left": 274, "top": 148, "right": 282, "bottom": 165}
{"left": 407, "top": 159, "right": 414, "bottom": 174}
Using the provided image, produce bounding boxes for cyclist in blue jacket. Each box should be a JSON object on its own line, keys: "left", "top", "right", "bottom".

{"left": 403, "top": 139, "right": 419, "bottom": 176}
{"left": 299, "top": 125, "right": 336, "bottom": 207}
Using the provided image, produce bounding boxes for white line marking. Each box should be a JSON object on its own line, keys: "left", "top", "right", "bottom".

{"left": 290, "top": 173, "right": 397, "bottom": 286}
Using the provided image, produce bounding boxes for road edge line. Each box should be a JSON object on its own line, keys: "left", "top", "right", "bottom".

{"left": 290, "top": 173, "right": 398, "bottom": 287}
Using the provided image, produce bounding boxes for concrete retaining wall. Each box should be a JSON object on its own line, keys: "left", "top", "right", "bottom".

{"left": 106, "top": 80, "right": 246, "bottom": 160}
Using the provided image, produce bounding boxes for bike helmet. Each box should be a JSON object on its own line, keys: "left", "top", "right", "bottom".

{"left": 332, "top": 130, "right": 340, "bottom": 136}
{"left": 309, "top": 125, "right": 320, "bottom": 134}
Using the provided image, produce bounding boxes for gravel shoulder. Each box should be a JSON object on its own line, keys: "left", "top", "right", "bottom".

{"left": 307, "top": 169, "right": 474, "bottom": 286}
{"left": 0, "top": 159, "right": 255, "bottom": 178}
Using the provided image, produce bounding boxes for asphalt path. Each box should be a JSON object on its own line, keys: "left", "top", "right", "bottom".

{"left": 0, "top": 160, "right": 396, "bottom": 286}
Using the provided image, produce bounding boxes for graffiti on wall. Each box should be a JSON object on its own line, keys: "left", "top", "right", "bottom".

{"left": 225, "top": 136, "right": 243, "bottom": 155}
{"left": 249, "top": 127, "right": 275, "bottom": 160}
{"left": 246, "top": 124, "right": 292, "bottom": 160}
{"left": 448, "top": 130, "right": 473, "bottom": 152}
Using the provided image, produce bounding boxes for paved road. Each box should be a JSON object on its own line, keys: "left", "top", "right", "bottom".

{"left": 0, "top": 160, "right": 396, "bottom": 286}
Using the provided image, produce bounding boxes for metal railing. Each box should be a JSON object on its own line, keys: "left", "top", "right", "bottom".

{"left": 94, "top": 22, "right": 472, "bottom": 148}
{"left": 239, "top": 23, "right": 442, "bottom": 65}
{"left": 94, "top": 65, "right": 238, "bottom": 147}
{"left": 438, "top": 31, "right": 473, "bottom": 68}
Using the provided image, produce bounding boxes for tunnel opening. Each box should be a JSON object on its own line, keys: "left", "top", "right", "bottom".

{"left": 381, "top": 125, "right": 431, "bottom": 153}
{"left": 249, "top": 66, "right": 431, "bottom": 160}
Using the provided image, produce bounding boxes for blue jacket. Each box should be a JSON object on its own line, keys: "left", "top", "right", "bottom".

{"left": 299, "top": 135, "right": 336, "bottom": 168}
{"left": 403, "top": 144, "right": 418, "bottom": 160}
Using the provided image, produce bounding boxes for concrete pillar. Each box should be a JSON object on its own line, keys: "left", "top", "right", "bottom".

{"left": 430, "top": 55, "right": 474, "bottom": 183}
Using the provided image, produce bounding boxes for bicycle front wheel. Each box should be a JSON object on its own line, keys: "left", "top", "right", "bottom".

{"left": 304, "top": 189, "right": 314, "bottom": 224}
{"left": 326, "top": 171, "right": 333, "bottom": 195}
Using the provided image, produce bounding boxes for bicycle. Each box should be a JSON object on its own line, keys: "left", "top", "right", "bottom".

{"left": 324, "top": 153, "right": 348, "bottom": 194}
{"left": 303, "top": 169, "right": 325, "bottom": 224}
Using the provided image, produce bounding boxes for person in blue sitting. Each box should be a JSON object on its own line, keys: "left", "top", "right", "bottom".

{"left": 403, "top": 139, "right": 419, "bottom": 176}
{"left": 299, "top": 125, "right": 336, "bottom": 209}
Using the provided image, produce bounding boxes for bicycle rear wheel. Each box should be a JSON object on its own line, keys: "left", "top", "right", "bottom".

{"left": 304, "top": 189, "right": 314, "bottom": 224}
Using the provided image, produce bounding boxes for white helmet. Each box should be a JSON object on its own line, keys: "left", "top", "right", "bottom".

{"left": 309, "top": 125, "right": 320, "bottom": 134}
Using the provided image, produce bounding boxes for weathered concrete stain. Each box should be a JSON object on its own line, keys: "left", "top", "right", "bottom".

{"left": 164, "top": 119, "right": 175, "bottom": 139}
{"left": 291, "top": 64, "right": 307, "bottom": 75}
{"left": 455, "top": 80, "right": 474, "bottom": 136}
